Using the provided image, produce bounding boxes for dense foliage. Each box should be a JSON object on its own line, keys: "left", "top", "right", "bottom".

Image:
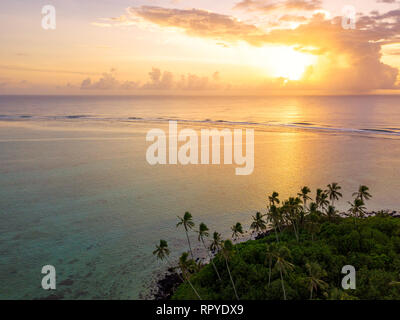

{"left": 153, "top": 183, "right": 400, "bottom": 300}
{"left": 172, "top": 216, "right": 400, "bottom": 300}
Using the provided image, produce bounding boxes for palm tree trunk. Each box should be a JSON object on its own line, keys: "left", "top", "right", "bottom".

{"left": 182, "top": 270, "right": 202, "bottom": 300}
{"left": 185, "top": 229, "right": 194, "bottom": 260}
{"left": 201, "top": 238, "right": 221, "bottom": 281}
{"left": 274, "top": 227, "right": 279, "bottom": 243}
{"left": 279, "top": 268, "right": 286, "bottom": 300}
{"left": 225, "top": 257, "right": 239, "bottom": 300}
{"left": 268, "top": 259, "right": 272, "bottom": 287}
{"left": 292, "top": 220, "right": 299, "bottom": 242}
{"left": 310, "top": 286, "right": 313, "bottom": 300}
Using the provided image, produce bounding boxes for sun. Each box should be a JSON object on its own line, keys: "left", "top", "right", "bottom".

{"left": 251, "top": 45, "right": 317, "bottom": 81}
{"left": 269, "top": 46, "right": 317, "bottom": 80}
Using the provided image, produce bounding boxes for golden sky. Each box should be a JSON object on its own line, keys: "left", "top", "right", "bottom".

{"left": 0, "top": 0, "right": 400, "bottom": 94}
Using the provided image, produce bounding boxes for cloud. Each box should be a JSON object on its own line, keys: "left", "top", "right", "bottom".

{"left": 81, "top": 70, "right": 140, "bottom": 90}
{"left": 279, "top": 14, "right": 309, "bottom": 22}
{"left": 142, "top": 68, "right": 175, "bottom": 90}
{"left": 127, "top": 6, "right": 267, "bottom": 46}
{"left": 80, "top": 68, "right": 222, "bottom": 91}
{"left": 234, "top": 0, "right": 322, "bottom": 13}
{"left": 114, "top": 5, "right": 399, "bottom": 91}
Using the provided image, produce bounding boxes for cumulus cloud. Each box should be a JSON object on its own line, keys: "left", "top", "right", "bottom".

{"left": 80, "top": 68, "right": 222, "bottom": 91}
{"left": 110, "top": 5, "right": 400, "bottom": 91}
{"left": 81, "top": 69, "right": 140, "bottom": 90}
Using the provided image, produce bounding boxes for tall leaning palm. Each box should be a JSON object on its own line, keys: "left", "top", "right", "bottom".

{"left": 222, "top": 240, "right": 239, "bottom": 300}
{"left": 298, "top": 186, "right": 312, "bottom": 211}
{"left": 177, "top": 211, "right": 195, "bottom": 260}
{"left": 179, "top": 252, "right": 202, "bottom": 300}
{"left": 231, "top": 222, "right": 244, "bottom": 241}
{"left": 250, "top": 212, "right": 267, "bottom": 235}
{"left": 274, "top": 246, "right": 294, "bottom": 300}
{"left": 327, "top": 183, "right": 342, "bottom": 206}
{"left": 197, "top": 223, "right": 221, "bottom": 281}
{"left": 353, "top": 185, "right": 372, "bottom": 202}
{"left": 153, "top": 240, "right": 183, "bottom": 282}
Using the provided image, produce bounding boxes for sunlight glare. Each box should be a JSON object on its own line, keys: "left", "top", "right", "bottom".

{"left": 251, "top": 46, "right": 318, "bottom": 81}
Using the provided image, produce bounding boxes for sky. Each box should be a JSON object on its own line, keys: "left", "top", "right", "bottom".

{"left": 0, "top": 0, "right": 400, "bottom": 95}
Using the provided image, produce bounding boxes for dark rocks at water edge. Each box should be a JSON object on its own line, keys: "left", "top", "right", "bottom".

{"left": 152, "top": 268, "right": 183, "bottom": 300}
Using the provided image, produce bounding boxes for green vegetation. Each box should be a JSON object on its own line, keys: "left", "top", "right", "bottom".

{"left": 153, "top": 184, "right": 400, "bottom": 300}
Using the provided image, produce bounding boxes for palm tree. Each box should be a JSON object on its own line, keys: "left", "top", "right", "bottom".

{"left": 348, "top": 198, "right": 367, "bottom": 219}
{"left": 326, "top": 205, "right": 339, "bottom": 221}
{"left": 231, "top": 222, "right": 244, "bottom": 241}
{"left": 273, "top": 246, "right": 294, "bottom": 300}
{"left": 316, "top": 188, "right": 323, "bottom": 207}
{"left": 282, "top": 197, "right": 302, "bottom": 242}
{"left": 309, "top": 202, "right": 319, "bottom": 214}
{"left": 268, "top": 191, "right": 280, "bottom": 206}
{"left": 316, "top": 189, "right": 329, "bottom": 211}
{"left": 306, "top": 212, "right": 320, "bottom": 242}
{"left": 210, "top": 231, "right": 223, "bottom": 254}
{"left": 353, "top": 185, "right": 372, "bottom": 202}
{"left": 222, "top": 240, "right": 239, "bottom": 300}
{"left": 178, "top": 252, "right": 202, "bottom": 300}
{"left": 267, "top": 205, "right": 281, "bottom": 242}
{"left": 177, "top": 211, "right": 195, "bottom": 260}
{"left": 153, "top": 240, "right": 183, "bottom": 281}
{"left": 153, "top": 239, "right": 170, "bottom": 261}
{"left": 298, "top": 186, "right": 312, "bottom": 211}
{"left": 327, "top": 183, "right": 343, "bottom": 206}
{"left": 197, "top": 223, "right": 221, "bottom": 281}
{"left": 265, "top": 243, "right": 277, "bottom": 287}
{"left": 306, "top": 262, "right": 328, "bottom": 300}
{"left": 250, "top": 212, "right": 267, "bottom": 235}
{"left": 319, "top": 192, "right": 330, "bottom": 211}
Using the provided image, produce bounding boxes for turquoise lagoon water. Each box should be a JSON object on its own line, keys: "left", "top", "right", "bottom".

{"left": 1, "top": 95, "right": 400, "bottom": 299}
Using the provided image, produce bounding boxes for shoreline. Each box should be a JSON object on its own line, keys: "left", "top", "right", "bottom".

{"left": 148, "top": 210, "right": 400, "bottom": 300}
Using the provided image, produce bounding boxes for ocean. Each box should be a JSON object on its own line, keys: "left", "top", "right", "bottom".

{"left": 1, "top": 94, "right": 400, "bottom": 299}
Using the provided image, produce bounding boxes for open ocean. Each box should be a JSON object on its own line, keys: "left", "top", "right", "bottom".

{"left": 1, "top": 95, "right": 400, "bottom": 299}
